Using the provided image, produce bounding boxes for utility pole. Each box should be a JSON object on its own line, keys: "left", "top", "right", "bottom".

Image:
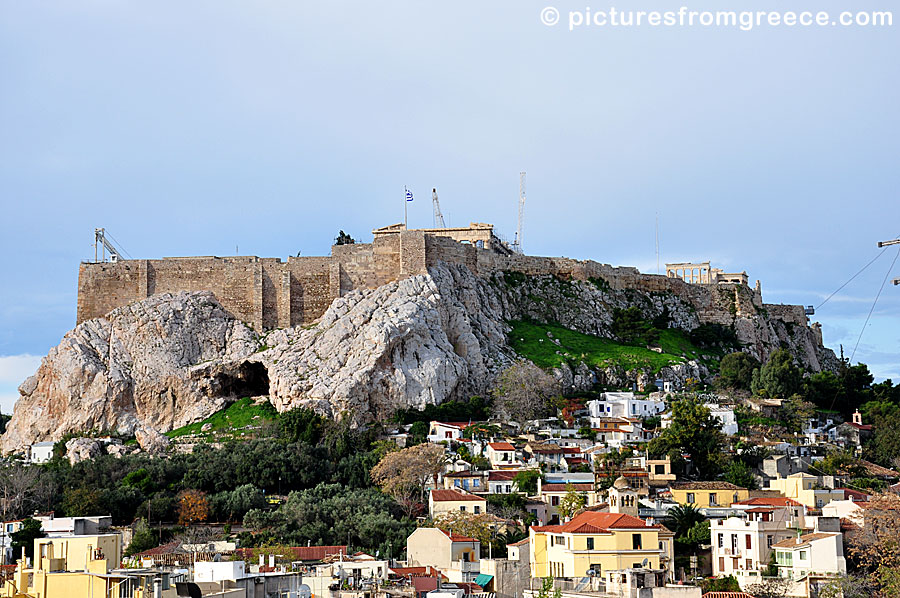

{"left": 877, "top": 238, "right": 900, "bottom": 285}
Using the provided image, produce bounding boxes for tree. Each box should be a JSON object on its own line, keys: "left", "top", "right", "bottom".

{"left": 513, "top": 470, "right": 542, "bottom": 495}
{"left": 0, "top": 463, "right": 41, "bottom": 521}
{"left": 557, "top": 484, "right": 586, "bottom": 521}
{"left": 723, "top": 460, "right": 759, "bottom": 490}
{"left": 210, "top": 484, "right": 267, "bottom": 522}
{"left": 125, "top": 518, "right": 158, "bottom": 556}
{"left": 647, "top": 397, "right": 726, "bottom": 479}
{"left": 817, "top": 575, "right": 875, "bottom": 598}
{"left": 177, "top": 489, "right": 209, "bottom": 525}
{"left": 279, "top": 407, "right": 324, "bottom": 444}
{"left": 664, "top": 504, "right": 706, "bottom": 539}
{"left": 717, "top": 352, "right": 760, "bottom": 390}
{"left": 491, "top": 359, "right": 560, "bottom": 424}
{"left": 10, "top": 518, "right": 43, "bottom": 560}
{"left": 751, "top": 349, "right": 803, "bottom": 398}
{"left": 431, "top": 511, "right": 493, "bottom": 545}
{"left": 744, "top": 577, "right": 794, "bottom": 598}
{"left": 611, "top": 307, "right": 659, "bottom": 346}
{"left": 370, "top": 443, "right": 446, "bottom": 516}
{"left": 335, "top": 230, "right": 355, "bottom": 245}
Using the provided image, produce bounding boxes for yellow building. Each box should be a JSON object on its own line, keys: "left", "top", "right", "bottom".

{"left": 529, "top": 511, "right": 674, "bottom": 579}
{"left": 669, "top": 482, "right": 749, "bottom": 508}
{"left": 429, "top": 489, "right": 488, "bottom": 518}
{"left": 766, "top": 473, "right": 844, "bottom": 509}
{"left": 1, "top": 534, "right": 132, "bottom": 598}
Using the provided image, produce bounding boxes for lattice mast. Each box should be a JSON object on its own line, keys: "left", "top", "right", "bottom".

{"left": 513, "top": 172, "right": 526, "bottom": 253}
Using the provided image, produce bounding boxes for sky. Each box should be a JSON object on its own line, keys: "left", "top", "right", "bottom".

{"left": 0, "top": 1, "right": 898, "bottom": 414}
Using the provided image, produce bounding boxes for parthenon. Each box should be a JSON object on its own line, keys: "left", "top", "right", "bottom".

{"left": 665, "top": 261, "right": 749, "bottom": 285}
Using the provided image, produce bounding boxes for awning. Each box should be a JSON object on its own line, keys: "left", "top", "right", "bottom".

{"left": 474, "top": 574, "right": 494, "bottom": 588}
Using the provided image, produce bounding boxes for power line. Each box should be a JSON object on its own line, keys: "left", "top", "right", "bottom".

{"left": 850, "top": 245, "right": 900, "bottom": 362}
{"left": 815, "top": 242, "right": 894, "bottom": 310}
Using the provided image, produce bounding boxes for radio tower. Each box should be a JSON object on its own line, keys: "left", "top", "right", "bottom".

{"left": 513, "top": 172, "right": 526, "bottom": 254}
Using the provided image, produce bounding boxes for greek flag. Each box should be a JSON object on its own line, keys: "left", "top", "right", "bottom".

{"left": 405, "top": 188, "right": 414, "bottom": 202}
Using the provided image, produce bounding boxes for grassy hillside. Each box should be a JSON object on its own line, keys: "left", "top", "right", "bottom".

{"left": 165, "top": 397, "right": 278, "bottom": 441}
{"left": 508, "top": 320, "right": 720, "bottom": 374}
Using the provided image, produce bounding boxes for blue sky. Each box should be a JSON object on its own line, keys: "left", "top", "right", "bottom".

{"left": 1, "top": 1, "right": 898, "bottom": 413}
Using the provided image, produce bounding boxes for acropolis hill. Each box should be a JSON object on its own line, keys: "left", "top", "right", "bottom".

{"left": 77, "top": 222, "right": 817, "bottom": 337}
{"left": 3, "top": 221, "right": 837, "bottom": 452}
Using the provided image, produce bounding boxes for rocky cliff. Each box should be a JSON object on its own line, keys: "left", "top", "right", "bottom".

{"left": 1, "top": 263, "right": 837, "bottom": 452}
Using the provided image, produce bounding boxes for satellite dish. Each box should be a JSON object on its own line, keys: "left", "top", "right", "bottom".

{"left": 298, "top": 584, "right": 312, "bottom": 598}
{"left": 587, "top": 569, "right": 596, "bottom": 577}
{"left": 641, "top": 558, "right": 649, "bottom": 567}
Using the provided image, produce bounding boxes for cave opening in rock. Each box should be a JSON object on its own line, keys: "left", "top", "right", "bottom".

{"left": 215, "top": 361, "right": 270, "bottom": 398}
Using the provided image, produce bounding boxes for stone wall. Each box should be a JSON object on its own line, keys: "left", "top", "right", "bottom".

{"left": 77, "top": 228, "right": 808, "bottom": 334}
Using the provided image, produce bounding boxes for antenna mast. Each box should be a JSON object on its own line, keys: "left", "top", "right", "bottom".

{"left": 432, "top": 188, "right": 446, "bottom": 228}
{"left": 513, "top": 172, "right": 526, "bottom": 254}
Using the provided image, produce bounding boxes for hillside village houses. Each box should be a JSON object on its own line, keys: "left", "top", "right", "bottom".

{"left": 7, "top": 386, "right": 898, "bottom": 598}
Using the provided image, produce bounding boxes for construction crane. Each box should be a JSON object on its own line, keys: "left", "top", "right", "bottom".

{"left": 432, "top": 188, "right": 446, "bottom": 228}
{"left": 512, "top": 172, "right": 526, "bottom": 254}
{"left": 94, "top": 228, "right": 126, "bottom": 263}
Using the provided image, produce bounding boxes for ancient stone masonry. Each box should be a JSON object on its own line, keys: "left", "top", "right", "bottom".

{"left": 78, "top": 222, "right": 820, "bottom": 338}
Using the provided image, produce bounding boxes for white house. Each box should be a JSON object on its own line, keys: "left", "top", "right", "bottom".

{"left": 28, "top": 441, "right": 55, "bottom": 464}
{"left": 588, "top": 392, "right": 665, "bottom": 420}
{"left": 704, "top": 404, "right": 739, "bottom": 436}
{"left": 772, "top": 533, "right": 846, "bottom": 589}
{"left": 486, "top": 442, "right": 518, "bottom": 468}
{"left": 710, "top": 498, "right": 806, "bottom": 587}
{"left": 428, "top": 422, "right": 470, "bottom": 443}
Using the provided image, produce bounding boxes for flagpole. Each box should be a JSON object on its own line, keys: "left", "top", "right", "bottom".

{"left": 404, "top": 186, "right": 408, "bottom": 229}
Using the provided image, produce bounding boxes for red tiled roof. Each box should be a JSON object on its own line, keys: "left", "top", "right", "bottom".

{"left": 431, "top": 489, "right": 485, "bottom": 502}
{"left": 671, "top": 481, "right": 745, "bottom": 490}
{"left": 390, "top": 566, "right": 442, "bottom": 578}
{"left": 532, "top": 511, "right": 657, "bottom": 534}
{"left": 541, "top": 483, "right": 594, "bottom": 492}
{"left": 703, "top": 593, "right": 757, "bottom": 598}
{"left": 488, "top": 442, "right": 516, "bottom": 451}
{"left": 561, "top": 447, "right": 583, "bottom": 455}
{"left": 432, "top": 422, "right": 473, "bottom": 429}
{"left": 734, "top": 497, "right": 802, "bottom": 507}
{"left": 136, "top": 541, "right": 180, "bottom": 557}
{"left": 439, "top": 529, "right": 479, "bottom": 542}
{"left": 838, "top": 488, "right": 871, "bottom": 501}
{"left": 488, "top": 470, "right": 518, "bottom": 481}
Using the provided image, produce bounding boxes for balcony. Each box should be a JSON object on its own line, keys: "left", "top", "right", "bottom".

{"left": 452, "top": 560, "right": 479, "bottom": 573}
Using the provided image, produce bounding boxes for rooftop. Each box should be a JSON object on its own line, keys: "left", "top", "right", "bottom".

{"left": 431, "top": 489, "right": 485, "bottom": 502}
{"left": 671, "top": 482, "right": 745, "bottom": 491}
{"left": 771, "top": 532, "right": 837, "bottom": 549}
{"left": 734, "top": 497, "right": 803, "bottom": 507}
{"left": 532, "top": 512, "right": 659, "bottom": 534}
{"left": 488, "top": 442, "right": 516, "bottom": 451}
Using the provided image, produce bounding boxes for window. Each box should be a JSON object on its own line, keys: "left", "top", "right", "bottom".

{"left": 746, "top": 535, "right": 752, "bottom": 549}
{"left": 587, "top": 538, "right": 594, "bottom": 550}
{"left": 552, "top": 496, "right": 560, "bottom": 506}
{"left": 718, "top": 534, "right": 724, "bottom": 548}
{"left": 474, "top": 506, "right": 481, "bottom": 514}
{"left": 460, "top": 506, "right": 466, "bottom": 512}
{"left": 767, "top": 535, "right": 774, "bottom": 547}
{"left": 719, "top": 557, "right": 725, "bottom": 571}
{"left": 655, "top": 465, "right": 665, "bottom": 475}
{"left": 686, "top": 493, "right": 695, "bottom": 504}
{"left": 799, "top": 551, "right": 807, "bottom": 560}
{"left": 709, "top": 493, "right": 718, "bottom": 506}
{"left": 746, "top": 559, "right": 753, "bottom": 570}
{"left": 474, "top": 479, "right": 480, "bottom": 487}
{"left": 632, "top": 534, "right": 642, "bottom": 550}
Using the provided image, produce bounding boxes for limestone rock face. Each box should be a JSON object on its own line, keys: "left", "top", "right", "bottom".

{"left": 65, "top": 437, "right": 104, "bottom": 465}
{"left": 1, "top": 291, "right": 257, "bottom": 453}
{"left": 1, "top": 263, "right": 838, "bottom": 452}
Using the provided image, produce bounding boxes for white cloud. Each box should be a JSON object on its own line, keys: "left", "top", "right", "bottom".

{"left": 0, "top": 354, "right": 42, "bottom": 385}
{"left": 0, "top": 354, "right": 42, "bottom": 415}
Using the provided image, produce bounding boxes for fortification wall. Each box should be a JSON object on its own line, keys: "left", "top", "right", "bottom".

{"left": 77, "top": 229, "right": 808, "bottom": 334}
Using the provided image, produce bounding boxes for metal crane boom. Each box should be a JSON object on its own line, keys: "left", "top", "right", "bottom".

{"left": 94, "top": 228, "right": 123, "bottom": 262}
{"left": 432, "top": 188, "right": 446, "bottom": 228}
